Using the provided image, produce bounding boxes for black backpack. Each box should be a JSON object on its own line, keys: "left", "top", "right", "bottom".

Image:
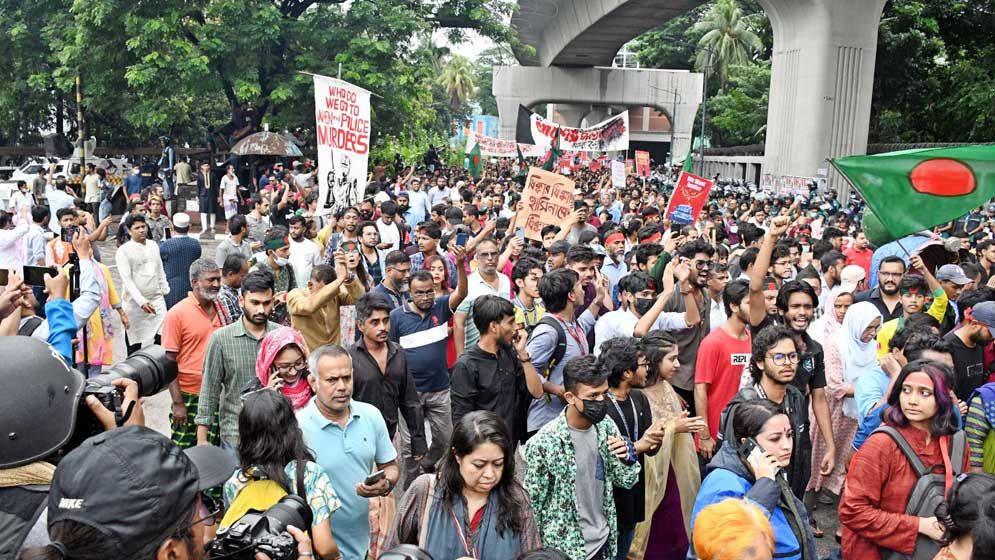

{"left": 532, "top": 315, "right": 567, "bottom": 380}
{"left": 873, "top": 426, "right": 966, "bottom": 560}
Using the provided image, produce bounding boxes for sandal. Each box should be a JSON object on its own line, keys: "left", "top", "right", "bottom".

{"left": 809, "top": 517, "right": 825, "bottom": 539}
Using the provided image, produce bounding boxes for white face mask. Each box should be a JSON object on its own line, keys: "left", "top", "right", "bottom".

{"left": 274, "top": 256, "right": 289, "bottom": 267}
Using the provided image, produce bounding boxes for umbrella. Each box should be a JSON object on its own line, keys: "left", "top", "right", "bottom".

{"left": 229, "top": 131, "right": 303, "bottom": 157}
{"left": 868, "top": 233, "right": 935, "bottom": 288}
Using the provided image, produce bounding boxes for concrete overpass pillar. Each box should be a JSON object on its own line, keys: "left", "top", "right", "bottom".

{"left": 757, "top": 0, "right": 886, "bottom": 194}
{"left": 552, "top": 104, "right": 590, "bottom": 127}
{"left": 583, "top": 105, "right": 610, "bottom": 127}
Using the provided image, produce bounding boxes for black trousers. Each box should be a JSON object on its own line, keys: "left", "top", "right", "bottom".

{"left": 125, "top": 332, "right": 161, "bottom": 356}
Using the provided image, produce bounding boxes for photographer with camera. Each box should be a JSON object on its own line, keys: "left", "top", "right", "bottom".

{"left": 0, "top": 336, "right": 171, "bottom": 555}
{"left": 15, "top": 426, "right": 250, "bottom": 560}
{"left": 219, "top": 388, "right": 340, "bottom": 559}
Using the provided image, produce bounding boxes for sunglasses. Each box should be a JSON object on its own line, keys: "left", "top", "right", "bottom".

{"left": 189, "top": 493, "right": 221, "bottom": 528}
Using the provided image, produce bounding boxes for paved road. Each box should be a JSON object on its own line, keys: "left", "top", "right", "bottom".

{"left": 96, "top": 231, "right": 223, "bottom": 438}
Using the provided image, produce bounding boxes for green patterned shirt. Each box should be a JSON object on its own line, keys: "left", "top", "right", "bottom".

{"left": 524, "top": 410, "right": 640, "bottom": 560}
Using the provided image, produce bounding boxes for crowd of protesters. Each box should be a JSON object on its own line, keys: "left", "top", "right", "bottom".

{"left": 5, "top": 150, "right": 995, "bottom": 560}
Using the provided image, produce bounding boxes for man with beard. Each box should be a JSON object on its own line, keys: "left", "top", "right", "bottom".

{"left": 410, "top": 221, "right": 456, "bottom": 281}
{"left": 195, "top": 269, "right": 279, "bottom": 452}
{"left": 325, "top": 206, "right": 361, "bottom": 261}
{"left": 854, "top": 256, "right": 907, "bottom": 322}
{"left": 634, "top": 239, "right": 714, "bottom": 414}
{"left": 594, "top": 270, "right": 695, "bottom": 355}
{"left": 695, "top": 279, "right": 753, "bottom": 460}
{"left": 718, "top": 325, "right": 811, "bottom": 498}
{"left": 600, "top": 229, "right": 628, "bottom": 303}
{"left": 373, "top": 250, "right": 412, "bottom": 310}
{"left": 706, "top": 263, "right": 731, "bottom": 332}
{"left": 162, "top": 258, "right": 231, "bottom": 449}
{"left": 245, "top": 194, "right": 271, "bottom": 246}
{"left": 350, "top": 293, "right": 427, "bottom": 459}
{"left": 450, "top": 294, "right": 544, "bottom": 443}
{"left": 389, "top": 253, "right": 467, "bottom": 484}
{"left": 943, "top": 299, "right": 995, "bottom": 402}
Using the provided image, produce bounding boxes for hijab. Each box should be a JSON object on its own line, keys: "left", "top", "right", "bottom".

{"left": 835, "top": 301, "right": 882, "bottom": 419}
{"left": 255, "top": 327, "right": 313, "bottom": 409}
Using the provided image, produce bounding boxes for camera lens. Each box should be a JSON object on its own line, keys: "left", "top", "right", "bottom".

{"left": 89, "top": 345, "right": 177, "bottom": 397}
{"left": 265, "top": 495, "right": 312, "bottom": 534}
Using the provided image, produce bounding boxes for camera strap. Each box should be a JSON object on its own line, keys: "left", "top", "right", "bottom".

{"left": 116, "top": 400, "right": 137, "bottom": 427}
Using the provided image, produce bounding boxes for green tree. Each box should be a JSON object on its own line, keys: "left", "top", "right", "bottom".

{"left": 439, "top": 55, "right": 476, "bottom": 109}
{"left": 473, "top": 45, "right": 514, "bottom": 116}
{"left": 693, "top": 0, "right": 763, "bottom": 92}
{"left": 707, "top": 61, "right": 770, "bottom": 146}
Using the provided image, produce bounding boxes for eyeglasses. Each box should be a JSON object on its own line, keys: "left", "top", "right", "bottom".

{"left": 476, "top": 251, "right": 499, "bottom": 259}
{"left": 273, "top": 358, "right": 307, "bottom": 374}
{"left": 693, "top": 260, "right": 711, "bottom": 271}
{"left": 637, "top": 361, "right": 649, "bottom": 368}
{"left": 412, "top": 289, "right": 436, "bottom": 298}
{"left": 773, "top": 260, "right": 791, "bottom": 267}
{"left": 767, "top": 352, "right": 800, "bottom": 366}
{"left": 189, "top": 493, "right": 221, "bottom": 528}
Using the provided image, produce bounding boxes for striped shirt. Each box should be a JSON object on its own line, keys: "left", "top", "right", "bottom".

{"left": 388, "top": 296, "right": 452, "bottom": 393}
{"left": 965, "top": 386, "right": 995, "bottom": 469}
{"left": 196, "top": 318, "right": 280, "bottom": 445}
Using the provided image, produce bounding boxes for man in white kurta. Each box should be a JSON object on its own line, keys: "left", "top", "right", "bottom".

{"left": 116, "top": 214, "right": 170, "bottom": 353}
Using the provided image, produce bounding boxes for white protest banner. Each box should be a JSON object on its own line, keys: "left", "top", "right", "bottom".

{"left": 314, "top": 74, "right": 371, "bottom": 216}
{"left": 611, "top": 160, "right": 626, "bottom": 189}
{"left": 516, "top": 105, "right": 630, "bottom": 152}
{"left": 465, "top": 132, "right": 545, "bottom": 158}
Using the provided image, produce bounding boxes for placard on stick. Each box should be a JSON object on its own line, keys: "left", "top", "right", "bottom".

{"left": 520, "top": 167, "right": 576, "bottom": 241}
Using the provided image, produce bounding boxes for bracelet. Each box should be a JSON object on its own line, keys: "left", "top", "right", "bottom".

{"left": 518, "top": 354, "right": 531, "bottom": 363}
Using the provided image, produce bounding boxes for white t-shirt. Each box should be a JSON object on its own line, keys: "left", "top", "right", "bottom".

{"left": 376, "top": 220, "right": 401, "bottom": 252}
{"left": 289, "top": 238, "right": 322, "bottom": 288}
{"left": 220, "top": 174, "right": 240, "bottom": 201}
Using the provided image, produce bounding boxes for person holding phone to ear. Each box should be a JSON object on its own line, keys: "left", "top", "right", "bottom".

{"left": 690, "top": 399, "right": 815, "bottom": 560}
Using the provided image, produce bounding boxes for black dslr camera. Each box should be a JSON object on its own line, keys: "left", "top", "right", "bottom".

{"left": 210, "top": 495, "right": 313, "bottom": 560}
{"left": 71, "top": 346, "right": 177, "bottom": 445}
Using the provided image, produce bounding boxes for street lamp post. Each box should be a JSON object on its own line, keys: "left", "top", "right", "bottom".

{"left": 647, "top": 37, "right": 714, "bottom": 176}
{"left": 647, "top": 85, "right": 681, "bottom": 167}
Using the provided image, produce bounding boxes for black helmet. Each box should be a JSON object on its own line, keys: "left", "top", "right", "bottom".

{"left": 0, "top": 337, "right": 85, "bottom": 468}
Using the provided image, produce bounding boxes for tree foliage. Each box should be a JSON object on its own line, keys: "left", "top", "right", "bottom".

{"left": 707, "top": 61, "right": 770, "bottom": 146}
{"left": 693, "top": 0, "right": 764, "bottom": 92}
{"left": 0, "top": 0, "right": 514, "bottom": 156}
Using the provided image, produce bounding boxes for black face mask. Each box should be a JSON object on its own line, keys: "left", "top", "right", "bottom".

{"left": 576, "top": 397, "right": 609, "bottom": 424}
{"left": 360, "top": 211, "right": 373, "bottom": 220}
{"left": 634, "top": 298, "right": 655, "bottom": 316}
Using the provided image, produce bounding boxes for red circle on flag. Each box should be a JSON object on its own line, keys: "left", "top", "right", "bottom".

{"left": 909, "top": 159, "right": 976, "bottom": 196}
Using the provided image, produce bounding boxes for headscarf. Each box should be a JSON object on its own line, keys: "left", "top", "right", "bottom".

{"left": 255, "top": 327, "right": 312, "bottom": 409}
{"left": 809, "top": 287, "right": 850, "bottom": 346}
{"left": 835, "top": 301, "right": 882, "bottom": 419}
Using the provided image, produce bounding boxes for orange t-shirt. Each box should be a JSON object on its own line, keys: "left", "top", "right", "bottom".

{"left": 162, "top": 294, "right": 223, "bottom": 395}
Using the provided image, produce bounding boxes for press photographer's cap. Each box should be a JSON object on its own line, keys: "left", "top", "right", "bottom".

{"left": 48, "top": 426, "right": 235, "bottom": 559}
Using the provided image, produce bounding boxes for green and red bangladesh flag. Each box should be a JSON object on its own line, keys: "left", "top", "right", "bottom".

{"left": 831, "top": 145, "right": 995, "bottom": 245}
{"left": 468, "top": 142, "right": 482, "bottom": 179}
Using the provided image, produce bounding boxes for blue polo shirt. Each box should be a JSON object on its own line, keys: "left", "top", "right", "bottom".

{"left": 297, "top": 399, "right": 397, "bottom": 560}
{"left": 388, "top": 296, "right": 452, "bottom": 393}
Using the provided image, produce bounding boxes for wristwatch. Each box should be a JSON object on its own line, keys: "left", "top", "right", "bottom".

{"left": 518, "top": 353, "right": 531, "bottom": 363}
{"left": 345, "top": 272, "right": 356, "bottom": 283}
{"left": 381, "top": 477, "right": 396, "bottom": 496}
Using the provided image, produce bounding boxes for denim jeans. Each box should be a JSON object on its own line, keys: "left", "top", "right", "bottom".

{"left": 616, "top": 526, "right": 636, "bottom": 560}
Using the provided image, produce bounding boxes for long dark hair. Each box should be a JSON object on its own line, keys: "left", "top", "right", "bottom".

{"left": 639, "top": 330, "right": 678, "bottom": 386}
{"left": 934, "top": 473, "right": 995, "bottom": 544}
{"left": 237, "top": 388, "right": 315, "bottom": 491}
{"left": 883, "top": 360, "right": 960, "bottom": 437}
{"left": 438, "top": 411, "right": 525, "bottom": 535}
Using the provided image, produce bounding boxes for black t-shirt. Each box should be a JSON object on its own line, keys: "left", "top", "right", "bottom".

{"left": 607, "top": 389, "right": 652, "bottom": 529}
{"left": 942, "top": 332, "right": 986, "bottom": 401}
{"left": 751, "top": 318, "right": 826, "bottom": 402}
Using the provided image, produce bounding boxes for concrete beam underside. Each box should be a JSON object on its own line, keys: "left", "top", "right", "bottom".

{"left": 493, "top": 66, "right": 702, "bottom": 162}
{"left": 758, "top": 0, "right": 887, "bottom": 196}
{"left": 511, "top": 0, "right": 708, "bottom": 67}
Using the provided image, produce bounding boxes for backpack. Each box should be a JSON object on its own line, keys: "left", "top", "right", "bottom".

{"left": 968, "top": 384, "right": 995, "bottom": 474}
{"left": 533, "top": 315, "right": 567, "bottom": 381}
{"left": 220, "top": 461, "right": 307, "bottom": 529}
{"left": 872, "top": 426, "right": 966, "bottom": 560}
{"left": 17, "top": 317, "right": 43, "bottom": 337}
